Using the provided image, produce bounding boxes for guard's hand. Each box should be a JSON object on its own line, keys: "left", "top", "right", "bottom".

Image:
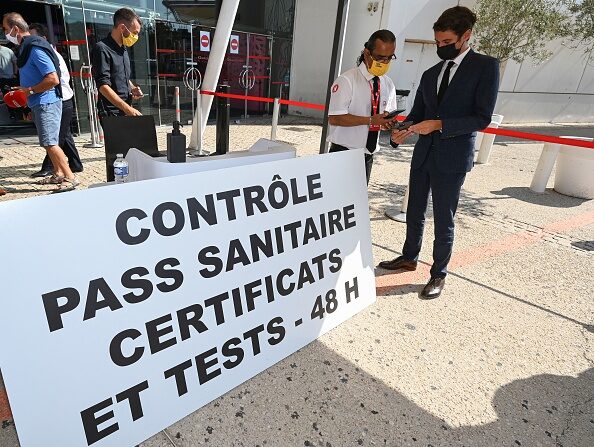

{"left": 369, "top": 112, "right": 393, "bottom": 127}
{"left": 381, "top": 117, "right": 397, "bottom": 130}
{"left": 391, "top": 128, "right": 414, "bottom": 145}
{"left": 125, "top": 106, "right": 142, "bottom": 117}
{"left": 409, "top": 119, "right": 442, "bottom": 135}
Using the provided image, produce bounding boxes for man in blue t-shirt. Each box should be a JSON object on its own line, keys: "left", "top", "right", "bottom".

{"left": 2, "top": 12, "right": 79, "bottom": 192}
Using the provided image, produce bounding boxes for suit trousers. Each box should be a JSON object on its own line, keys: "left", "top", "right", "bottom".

{"left": 402, "top": 150, "right": 466, "bottom": 278}
{"left": 41, "top": 98, "right": 83, "bottom": 171}
{"left": 329, "top": 143, "right": 373, "bottom": 185}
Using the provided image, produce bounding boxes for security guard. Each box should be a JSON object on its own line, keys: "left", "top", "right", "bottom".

{"left": 327, "top": 29, "right": 398, "bottom": 184}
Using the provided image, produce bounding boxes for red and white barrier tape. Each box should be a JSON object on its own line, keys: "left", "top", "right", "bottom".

{"left": 198, "top": 89, "right": 594, "bottom": 149}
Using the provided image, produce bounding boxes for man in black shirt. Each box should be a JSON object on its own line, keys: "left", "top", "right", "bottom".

{"left": 91, "top": 7, "right": 143, "bottom": 118}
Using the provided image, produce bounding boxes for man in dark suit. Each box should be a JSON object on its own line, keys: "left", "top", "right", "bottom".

{"left": 378, "top": 6, "right": 499, "bottom": 299}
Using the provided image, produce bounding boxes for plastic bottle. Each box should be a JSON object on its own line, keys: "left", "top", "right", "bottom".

{"left": 113, "top": 153, "right": 129, "bottom": 184}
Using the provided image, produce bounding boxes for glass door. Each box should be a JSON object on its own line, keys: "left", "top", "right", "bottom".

{"left": 154, "top": 21, "right": 195, "bottom": 126}
{"left": 270, "top": 36, "right": 292, "bottom": 114}
{"left": 215, "top": 31, "right": 273, "bottom": 118}
{"left": 246, "top": 34, "right": 272, "bottom": 116}
{"left": 67, "top": 7, "right": 158, "bottom": 130}
{"left": 59, "top": 4, "right": 90, "bottom": 133}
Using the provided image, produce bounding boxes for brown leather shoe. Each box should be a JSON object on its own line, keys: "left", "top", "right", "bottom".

{"left": 378, "top": 256, "right": 417, "bottom": 271}
{"left": 419, "top": 277, "right": 445, "bottom": 300}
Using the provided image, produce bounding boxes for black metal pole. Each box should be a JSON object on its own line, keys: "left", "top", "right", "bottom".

{"left": 44, "top": 5, "right": 56, "bottom": 46}
{"left": 216, "top": 84, "right": 230, "bottom": 155}
{"left": 319, "top": 0, "right": 349, "bottom": 154}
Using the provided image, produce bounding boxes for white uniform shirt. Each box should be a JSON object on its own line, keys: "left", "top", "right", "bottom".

{"left": 328, "top": 63, "right": 397, "bottom": 154}
{"left": 52, "top": 46, "right": 74, "bottom": 101}
{"left": 436, "top": 46, "right": 470, "bottom": 92}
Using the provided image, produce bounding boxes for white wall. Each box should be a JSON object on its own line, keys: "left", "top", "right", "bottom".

{"left": 290, "top": 0, "right": 594, "bottom": 123}
{"left": 496, "top": 41, "right": 594, "bottom": 122}
{"left": 289, "top": 0, "right": 392, "bottom": 117}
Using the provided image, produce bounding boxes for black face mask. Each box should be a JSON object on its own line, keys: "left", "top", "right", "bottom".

{"left": 437, "top": 40, "right": 462, "bottom": 60}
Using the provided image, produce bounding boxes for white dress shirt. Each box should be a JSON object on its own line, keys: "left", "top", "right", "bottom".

{"left": 328, "top": 63, "right": 397, "bottom": 154}
{"left": 436, "top": 46, "right": 471, "bottom": 92}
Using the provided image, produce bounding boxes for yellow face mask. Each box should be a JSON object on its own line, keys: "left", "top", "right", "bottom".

{"left": 121, "top": 25, "right": 139, "bottom": 47}
{"left": 368, "top": 59, "right": 390, "bottom": 77}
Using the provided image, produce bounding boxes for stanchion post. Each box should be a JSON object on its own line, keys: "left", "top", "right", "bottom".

{"left": 384, "top": 181, "right": 410, "bottom": 223}
{"left": 80, "top": 65, "right": 102, "bottom": 149}
{"left": 530, "top": 142, "right": 561, "bottom": 193}
{"left": 216, "top": 84, "right": 230, "bottom": 155}
{"left": 174, "top": 86, "right": 181, "bottom": 123}
{"left": 189, "top": 93, "right": 205, "bottom": 155}
{"left": 271, "top": 97, "right": 280, "bottom": 141}
{"left": 476, "top": 114, "right": 504, "bottom": 164}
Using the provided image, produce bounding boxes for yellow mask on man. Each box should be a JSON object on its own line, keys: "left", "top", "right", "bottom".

{"left": 122, "top": 25, "right": 139, "bottom": 47}
{"left": 368, "top": 60, "right": 390, "bottom": 77}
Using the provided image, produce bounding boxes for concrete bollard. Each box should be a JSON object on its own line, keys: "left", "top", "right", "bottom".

{"left": 530, "top": 142, "right": 560, "bottom": 193}
{"left": 530, "top": 136, "right": 594, "bottom": 198}
{"left": 475, "top": 114, "right": 504, "bottom": 164}
{"left": 554, "top": 137, "right": 594, "bottom": 199}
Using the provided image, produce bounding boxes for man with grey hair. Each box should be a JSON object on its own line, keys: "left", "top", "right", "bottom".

{"left": 2, "top": 12, "right": 78, "bottom": 192}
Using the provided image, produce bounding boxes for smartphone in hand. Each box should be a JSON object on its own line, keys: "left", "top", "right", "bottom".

{"left": 383, "top": 109, "right": 404, "bottom": 120}
{"left": 393, "top": 120, "right": 413, "bottom": 131}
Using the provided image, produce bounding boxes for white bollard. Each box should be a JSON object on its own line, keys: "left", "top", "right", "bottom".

{"left": 174, "top": 86, "right": 181, "bottom": 123}
{"left": 271, "top": 98, "right": 280, "bottom": 141}
{"left": 473, "top": 131, "right": 484, "bottom": 155}
{"left": 475, "top": 114, "right": 504, "bottom": 164}
{"left": 554, "top": 137, "right": 594, "bottom": 199}
{"left": 530, "top": 142, "right": 560, "bottom": 193}
{"left": 189, "top": 93, "right": 205, "bottom": 155}
{"left": 384, "top": 181, "right": 410, "bottom": 223}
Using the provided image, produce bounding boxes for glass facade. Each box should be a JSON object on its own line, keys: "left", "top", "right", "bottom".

{"left": 1, "top": 0, "right": 295, "bottom": 131}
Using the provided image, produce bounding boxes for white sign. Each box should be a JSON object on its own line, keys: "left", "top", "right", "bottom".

{"left": 230, "top": 34, "right": 240, "bottom": 54}
{"left": 124, "top": 140, "right": 295, "bottom": 182}
{"left": 69, "top": 45, "right": 80, "bottom": 61}
{"left": 199, "top": 30, "right": 210, "bottom": 52}
{"left": 0, "top": 151, "right": 375, "bottom": 447}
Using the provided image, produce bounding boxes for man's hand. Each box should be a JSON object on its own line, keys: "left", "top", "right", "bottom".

{"left": 380, "top": 116, "right": 397, "bottom": 131}
{"left": 125, "top": 106, "right": 142, "bottom": 116}
{"left": 391, "top": 128, "right": 414, "bottom": 145}
{"left": 409, "top": 119, "right": 442, "bottom": 135}
{"left": 131, "top": 85, "right": 143, "bottom": 100}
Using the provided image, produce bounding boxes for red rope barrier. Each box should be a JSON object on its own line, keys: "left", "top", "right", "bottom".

{"left": 279, "top": 98, "right": 326, "bottom": 110}
{"left": 483, "top": 127, "right": 594, "bottom": 150}
{"left": 199, "top": 89, "right": 593, "bottom": 148}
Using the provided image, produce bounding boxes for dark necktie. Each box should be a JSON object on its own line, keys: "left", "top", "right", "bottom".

{"left": 366, "top": 76, "right": 379, "bottom": 153}
{"left": 437, "top": 61, "right": 455, "bottom": 104}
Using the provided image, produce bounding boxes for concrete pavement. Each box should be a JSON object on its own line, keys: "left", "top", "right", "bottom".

{"left": 1, "top": 119, "right": 593, "bottom": 447}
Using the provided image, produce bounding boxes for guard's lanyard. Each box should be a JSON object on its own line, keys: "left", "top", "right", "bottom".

{"left": 369, "top": 78, "right": 381, "bottom": 131}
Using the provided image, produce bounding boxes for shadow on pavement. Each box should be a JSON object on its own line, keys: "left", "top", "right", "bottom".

{"left": 571, "top": 241, "right": 594, "bottom": 252}
{"left": 143, "top": 348, "right": 593, "bottom": 446}
{"left": 491, "top": 187, "right": 589, "bottom": 208}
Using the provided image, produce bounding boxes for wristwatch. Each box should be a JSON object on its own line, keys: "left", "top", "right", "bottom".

{"left": 27, "top": 88, "right": 34, "bottom": 96}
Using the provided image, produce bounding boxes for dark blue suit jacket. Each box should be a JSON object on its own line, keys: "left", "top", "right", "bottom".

{"left": 405, "top": 50, "right": 499, "bottom": 173}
